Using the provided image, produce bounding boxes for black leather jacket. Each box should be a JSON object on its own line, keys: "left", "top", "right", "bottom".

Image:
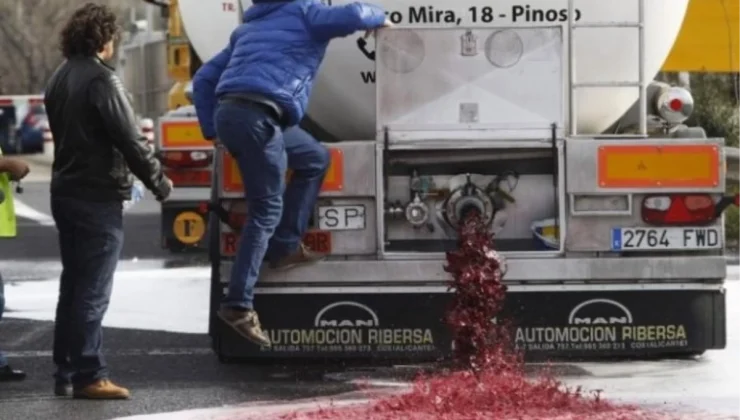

{"left": 44, "top": 56, "right": 171, "bottom": 202}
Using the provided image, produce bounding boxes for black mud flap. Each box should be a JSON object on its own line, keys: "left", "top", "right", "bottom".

{"left": 212, "top": 288, "right": 726, "bottom": 362}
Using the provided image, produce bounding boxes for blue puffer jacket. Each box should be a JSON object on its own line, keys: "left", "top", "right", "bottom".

{"left": 192, "top": 0, "right": 386, "bottom": 139}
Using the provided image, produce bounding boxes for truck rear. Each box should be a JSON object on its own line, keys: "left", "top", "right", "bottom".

{"left": 156, "top": 107, "right": 213, "bottom": 251}
{"left": 207, "top": 13, "right": 734, "bottom": 362}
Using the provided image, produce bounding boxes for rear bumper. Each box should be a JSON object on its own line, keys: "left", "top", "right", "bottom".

{"left": 234, "top": 255, "right": 728, "bottom": 285}
{"left": 212, "top": 286, "right": 726, "bottom": 360}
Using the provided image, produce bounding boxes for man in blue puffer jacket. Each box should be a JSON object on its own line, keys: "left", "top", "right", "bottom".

{"left": 192, "top": 0, "right": 389, "bottom": 347}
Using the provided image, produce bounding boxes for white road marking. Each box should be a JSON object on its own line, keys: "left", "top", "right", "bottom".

{"left": 3, "top": 347, "right": 213, "bottom": 358}
{"left": 111, "top": 398, "right": 373, "bottom": 420}
{"left": 13, "top": 198, "right": 54, "bottom": 226}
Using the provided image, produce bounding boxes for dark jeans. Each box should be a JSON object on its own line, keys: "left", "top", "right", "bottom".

{"left": 0, "top": 273, "right": 7, "bottom": 367}
{"left": 215, "top": 101, "right": 329, "bottom": 310}
{"left": 51, "top": 196, "right": 123, "bottom": 387}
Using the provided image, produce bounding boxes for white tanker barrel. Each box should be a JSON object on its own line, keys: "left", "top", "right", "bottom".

{"left": 179, "top": 0, "right": 689, "bottom": 140}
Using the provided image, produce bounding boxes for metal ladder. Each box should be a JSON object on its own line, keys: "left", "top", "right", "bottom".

{"left": 567, "top": 0, "right": 647, "bottom": 138}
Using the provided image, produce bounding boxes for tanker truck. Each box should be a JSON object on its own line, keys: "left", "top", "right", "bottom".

{"left": 161, "top": 0, "right": 737, "bottom": 362}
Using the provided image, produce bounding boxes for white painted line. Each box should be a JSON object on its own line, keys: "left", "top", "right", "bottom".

{"left": 13, "top": 198, "right": 54, "bottom": 226}
{"left": 3, "top": 347, "right": 213, "bottom": 358}
{"left": 110, "top": 398, "right": 373, "bottom": 420}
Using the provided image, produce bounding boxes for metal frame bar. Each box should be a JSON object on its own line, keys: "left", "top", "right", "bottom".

{"left": 250, "top": 283, "right": 726, "bottom": 294}
{"left": 568, "top": 0, "right": 646, "bottom": 137}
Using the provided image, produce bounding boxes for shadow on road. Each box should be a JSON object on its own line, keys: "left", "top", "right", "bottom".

{"left": 0, "top": 319, "right": 357, "bottom": 420}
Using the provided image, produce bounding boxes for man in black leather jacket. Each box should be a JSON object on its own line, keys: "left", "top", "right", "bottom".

{"left": 44, "top": 3, "right": 172, "bottom": 400}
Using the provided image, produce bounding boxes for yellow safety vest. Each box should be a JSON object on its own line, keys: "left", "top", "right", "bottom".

{"left": 0, "top": 147, "right": 17, "bottom": 238}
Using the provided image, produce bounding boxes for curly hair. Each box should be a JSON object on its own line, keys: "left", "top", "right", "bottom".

{"left": 59, "top": 3, "right": 119, "bottom": 58}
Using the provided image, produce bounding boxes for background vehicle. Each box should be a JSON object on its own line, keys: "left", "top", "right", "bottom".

{"left": 0, "top": 95, "right": 47, "bottom": 155}
{"left": 121, "top": 4, "right": 210, "bottom": 252}
{"left": 14, "top": 102, "right": 48, "bottom": 154}
{"left": 133, "top": 0, "right": 738, "bottom": 362}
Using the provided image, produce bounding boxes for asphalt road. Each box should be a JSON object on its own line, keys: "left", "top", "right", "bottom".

{"left": 0, "top": 157, "right": 352, "bottom": 420}
{"left": 2, "top": 155, "right": 738, "bottom": 420}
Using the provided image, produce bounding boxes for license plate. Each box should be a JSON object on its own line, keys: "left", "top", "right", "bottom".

{"left": 611, "top": 227, "right": 721, "bottom": 251}
{"left": 317, "top": 205, "right": 366, "bottom": 231}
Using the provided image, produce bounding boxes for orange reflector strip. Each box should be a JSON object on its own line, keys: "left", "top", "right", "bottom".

{"left": 164, "top": 168, "right": 212, "bottom": 187}
{"left": 597, "top": 145, "right": 720, "bottom": 188}
{"left": 160, "top": 121, "right": 210, "bottom": 148}
{"left": 220, "top": 230, "right": 331, "bottom": 257}
{"left": 322, "top": 148, "right": 344, "bottom": 191}
{"left": 221, "top": 147, "right": 344, "bottom": 193}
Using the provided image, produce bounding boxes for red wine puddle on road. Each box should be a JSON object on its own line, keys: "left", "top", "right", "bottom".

{"left": 264, "top": 214, "right": 691, "bottom": 420}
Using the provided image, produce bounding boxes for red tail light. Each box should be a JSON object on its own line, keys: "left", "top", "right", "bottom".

{"left": 164, "top": 168, "right": 211, "bottom": 187}
{"left": 227, "top": 212, "right": 247, "bottom": 230}
{"left": 159, "top": 150, "right": 212, "bottom": 169}
{"left": 642, "top": 194, "right": 716, "bottom": 226}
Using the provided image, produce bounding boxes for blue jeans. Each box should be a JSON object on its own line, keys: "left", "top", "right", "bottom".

{"left": 51, "top": 196, "right": 124, "bottom": 387}
{"left": 215, "top": 101, "right": 329, "bottom": 310}
{"left": 0, "top": 273, "right": 7, "bottom": 368}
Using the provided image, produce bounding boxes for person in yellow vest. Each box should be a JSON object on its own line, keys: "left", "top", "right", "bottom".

{"left": 0, "top": 152, "right": 30, "bottom": 382}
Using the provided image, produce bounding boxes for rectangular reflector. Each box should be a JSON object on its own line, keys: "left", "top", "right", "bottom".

{"left": 597, "top": 145, "right": 720, "bottom": 188}
{"left": 220, "top": 230, "right": 331, "bottom": 257}
{"left": 160, "top": 121, "right": 210, "bottom": 148}
{"left": 221, "top": 147, "right": 344, "bottom": 193}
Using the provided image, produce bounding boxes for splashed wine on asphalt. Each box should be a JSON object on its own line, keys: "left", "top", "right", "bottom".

{"left": 265, "top": 214, "right": 690, "bottom": 420}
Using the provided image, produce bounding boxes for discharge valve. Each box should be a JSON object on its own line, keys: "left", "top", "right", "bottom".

{"left": 442, "top": 173, "right": 495, "bottom": 229}
{"left": 405, "top": 194, "right": 430, "bottom": 228}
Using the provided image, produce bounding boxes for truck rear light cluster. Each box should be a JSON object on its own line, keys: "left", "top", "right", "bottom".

{"left": 642, "top": 194, "right": 715, "bottom": 226}
{"left": 159, "top": 150, "right": 212, "bottom": 168}
{"left": 200, "top": 201, "right": 246, "bottom": 231}
{"left": 163, "top": 168, "right": 211, "bottom": 187}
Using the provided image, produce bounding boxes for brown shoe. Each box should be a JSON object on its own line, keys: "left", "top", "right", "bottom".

{"left": 269, "top": 243, "right": 327, "bottom": 271}
{"left": 218, "top": 308, "right": 272, "bottom": 347}
{"left": 73, "top": 379, "right": 130, "bottom": 400}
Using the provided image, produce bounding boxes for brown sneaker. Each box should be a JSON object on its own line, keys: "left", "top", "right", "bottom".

{"left": 73, "top": 379, "right": 130, "bottom": 400}
{"left": 217, "top": 308, "right": 272, "bottom": 347}
{"left": 269, "top": 243, "right": 327, "bottom": 271}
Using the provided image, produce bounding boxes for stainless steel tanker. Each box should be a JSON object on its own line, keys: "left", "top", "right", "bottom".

{"left": 178, "top": 0, "right": 690, "bottom": 137}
